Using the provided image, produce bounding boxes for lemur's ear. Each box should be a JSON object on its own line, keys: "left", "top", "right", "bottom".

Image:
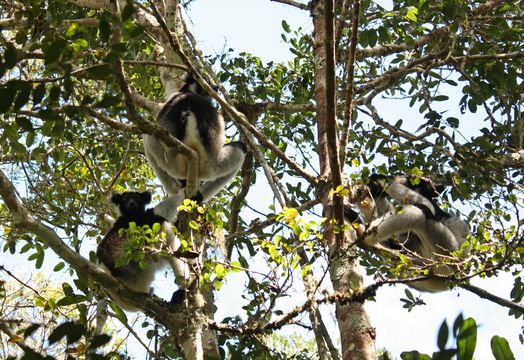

{"left": 141, "top": 191, "right": 152, "bottom": 204}
{"left": 111, "top": 193, "right": 122, "bottom": 205}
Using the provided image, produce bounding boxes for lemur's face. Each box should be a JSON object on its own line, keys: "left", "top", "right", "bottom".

{"left": 120, "top": 194, "right": 143, "bottom": 214}
{"left": 350, "top": 184, "right": 372, "bottom": 203}
{"left": 112, "top": 191, "right": 151, "bottom": 215}
{"left": 349, "top": 183, "right": 376, "bottom": 220}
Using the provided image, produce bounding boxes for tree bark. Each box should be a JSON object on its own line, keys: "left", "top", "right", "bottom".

{"left": 311, "top": 1, "right": 376, "bottom": 358}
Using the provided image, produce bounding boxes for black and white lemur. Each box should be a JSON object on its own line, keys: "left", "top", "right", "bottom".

{"left": 97, "top": 191, "right": 189, "bottom": 311}
{"left": 348, "top": 174, "right": 470, "bottom": 292}
{"left": 143, "top": 73, "right": 247, "bottom": 203}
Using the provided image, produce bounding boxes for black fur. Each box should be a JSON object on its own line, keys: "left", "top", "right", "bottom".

{"left": 369, "top": 174, "right": 449, "bottom": 220}
{"left": 143, "top": 73, "right": 247, "bottom": 203}
{"left": 343, "top": 205, "right": 361, "bottom": 223}
{"left": 368, "top": 173, "right": 389, "bottom": 197}
{"left": 97, "top": 191, "right": 166, "bottom": 276}
{"left": 169, "top": 288, "right": 187, "bottom": 306}
{"left": 158, "top": 93, "right": 220, "bottom": 152}
{"left": 405, "top": 177, "right": 450, "bottom": 220}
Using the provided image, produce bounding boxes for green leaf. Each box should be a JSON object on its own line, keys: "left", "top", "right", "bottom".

{"left": 65, "top": 22, "right": 80, "bottom": 37}
{"left": 86, "top": 64, "right": 113, "bottom": 78}
{"left": 0, "top": 84, "right": 16, "bottom": 114}
{"left": 21, "top": 349, "right": 49, "bottom": 360}
{"left": 23, "top": 324, "right": 41, "bottom": 339}
{"left": 152, "top": 222, "right": 161, "bottom": 233}
{"left": 49, "top": 85, "right": 61, "bottom": 103}
{"left": 433, "top": 95, "right": 449, "bottom": 101}
{"left": 437, "top": 319, "right": 449, "bottom": 350}
{"left": 230, "top": 261, "right": 242, "bottom": 272}
{"left": 368, "top": 29, "right": 378, "bottom": 46}
{"left": 96, "top": 95, "right": 121, "bottom": 108}
{"left": 467, "top": 99, "right": 477, "bottom": 113}
{"left": 99, "top": 18, "right": 112, "bottom": 42}
{"left": 15, "top": 117, "right": 34, "bottom": 132}
{"left": 122, "top": 1, "right": 135, "bottom": 21}
{"left": 110, "top": 302, "right": 128, "bottom": 323}
{"left": 447, "top": 117, "right": 460, "bottom": 128}
{"left": 26, "top": 131, "right": 35, "bottom": 146}
{"left": 215, "top": 263, "right": 226, "bottom": 279}
{"left": 44, "top": 38, "right": 67, "bottom": 64}
{"left": 452, "top": 313, "right": 464, "bottom": 336}
{"left": 71, "top": 38, "right": 89, "bottom": 52}
{"left": 282, "top": 20, "right": 291, "bottom": 33}
{"left": 457, "top": 318, "right": 477, "bottom": 360}
{"left": 404, "top": 6, "right": 419, "bottom": 22}
{"left": 14, "top": 81, "right": 32, "bottom": 110}
{"left": 189, "top": 220, "right": 200, "bottom": 230}
{"left": 4, "top": 43, "right": 18, "bottom": 69}
{"left": 35, "top": 252, "right": 44, "bottom": 269}
{"left": 56, "top": 295, "right": 86, "bottom": 306}
{"left": 48, "top": 321, "right": 84, "bottom": 344}
{"left": 491, "top": 336, "right": 515, "bottom": 360}
{"left": 51, "top": 117, "right": 66, "bottom": 138}
{"left": 32, "top": 83, "right": 46, "bottom": 105}
{"left": 400, "top": 351, "right": 431, "bottom": 360}
{"left": 89, "top": 334, "right": 112, "bottom": 349}
{"left": 53, "top": 262, "right": 65, "bottom": 272}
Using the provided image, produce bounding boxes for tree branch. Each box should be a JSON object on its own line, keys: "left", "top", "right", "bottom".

{"left": 339, "top": 0, "right": 361, "bottom": 166}
{"left": 0, "top": 18, "right": 17, "bottom": 28}
{"left": 324, "top": 0, "right": 345, "bottom": 245}
{"left": 63, "top": 18, "right": 100, "bottom": 26}
{"left": 227, "top": 152, "right": 254, "bottom": 259}
{"left": 0, "top": 321, "right": 37, "bottom": 355}
{"left": 122, "top": 59, "right": 187, "bottom": 70}
{"left": 354, "top": 27, "right": 450, "bottom": 61}
{"left": 67, "top": 0, "right": 110, "bottom": 9}
{"left": 86, "top": 109, "right": 141, "bottom": 133}
{"left": 459, "top": 283, "right": 524, "bottom": 313}
{"left": 270, "top": 0, "right": 310, "bottom": 10}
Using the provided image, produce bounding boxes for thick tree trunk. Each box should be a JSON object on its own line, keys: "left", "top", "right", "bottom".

{"left": 311, "top": 1, "right": 376, "bottom": 358}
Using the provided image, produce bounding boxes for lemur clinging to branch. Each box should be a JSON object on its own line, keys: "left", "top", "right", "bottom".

{"left": 143, "top": 73, "right": 247, "bottom": 203}
{"left": 347, "top": 174, "right": 470, "bottom": 292}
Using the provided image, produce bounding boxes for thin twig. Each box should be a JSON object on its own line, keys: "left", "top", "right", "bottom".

{"left": 335, "top": 0, "right": 350, "bottom": 50}
{"left": 270, "top": 0, "right": 310, "bottom": 10}
{"left": 339, "top": 0, "right": 361, "bottom": 166}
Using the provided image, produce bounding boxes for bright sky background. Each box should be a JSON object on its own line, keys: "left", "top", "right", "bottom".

{"left": 184, "top": 0, "right": 524, "bottom": 358}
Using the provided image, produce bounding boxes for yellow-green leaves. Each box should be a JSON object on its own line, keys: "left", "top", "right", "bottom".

{"left": 404, "top": 6, "right": 418, "bottom": 22}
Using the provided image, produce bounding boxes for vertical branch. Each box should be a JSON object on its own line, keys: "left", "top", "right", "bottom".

{"left": 324, "top": 0, "right": 345, "bottom": 245}
{"left": 339, "top": 0, "right": 361, "bottom": 166}
{"left": 335, "top": 0, "right": 350, "bottom": 50}
{"left": 297, "top": 248, "right": 340, "bottom": 360}
{"left": 227, "top": 152, "right": 254, "bottom": 259}
{"left": 313, "top": 0, "right": 330, "bottom": 183}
